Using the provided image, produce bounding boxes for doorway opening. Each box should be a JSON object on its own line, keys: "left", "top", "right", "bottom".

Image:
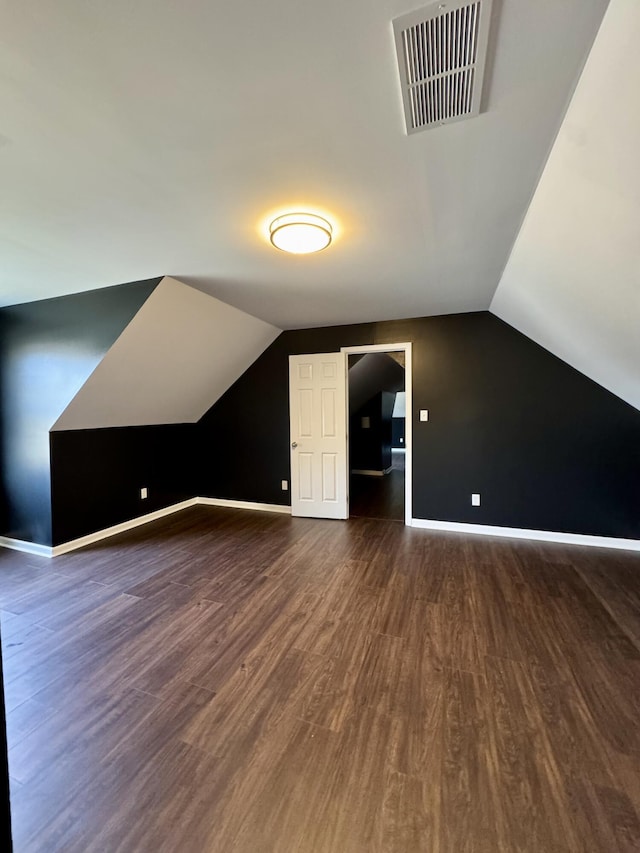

{"left": 342, "top": 343, "right": 412, "bottom": 524}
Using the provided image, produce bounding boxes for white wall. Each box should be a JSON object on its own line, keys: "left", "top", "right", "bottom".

{"left": 491, "top": 0, "right": 640, "bottom": 412}
{"left": 53, "top": 277, "right": 280, "bottom": 429}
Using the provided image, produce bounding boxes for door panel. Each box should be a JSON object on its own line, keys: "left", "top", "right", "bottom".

{"left": 299, "top": 389, "right": 313, "bottom": 436}
{"left": 298, "top": 453, "right": 314, "bottom": 501}
{"left": 322, "top": 453, "right": 338, "bottom": 502}
{"left": 289, "top": 353, "right": 347, "bottom": 519}
{"left": 321, "top": 388, "right": 337, "bottom": 437}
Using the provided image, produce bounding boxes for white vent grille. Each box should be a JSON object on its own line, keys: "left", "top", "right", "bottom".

{"left": 393, "top": 0, "right": 493, "bottom": 134}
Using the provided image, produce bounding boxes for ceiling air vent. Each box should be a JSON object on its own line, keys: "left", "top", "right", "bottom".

{"left": 393, "top": 0, "right": 493, "bottom": 134}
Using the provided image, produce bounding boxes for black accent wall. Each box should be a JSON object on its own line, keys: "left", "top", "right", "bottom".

{"left": 50, "top": 424, "right": 197, "bottom": 546}
{"left": 1, "top": 305, "right": 638, "bottom": 547}
{"left": 0, "top": 279, "right": 160, "bottom": 544}
{"left": 198, "top": 312, "right": 640, "bottom": 540}
{"left": 197, "top": 324, "right": 372, "bottom": 507}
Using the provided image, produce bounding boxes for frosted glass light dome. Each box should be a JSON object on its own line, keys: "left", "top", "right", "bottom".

{"left": 269, "top": 213, "right": 332, "bottom": 254}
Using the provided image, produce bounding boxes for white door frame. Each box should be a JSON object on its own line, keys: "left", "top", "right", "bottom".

{"left": 341, "top": 342, "right": 412, "bottom": 525}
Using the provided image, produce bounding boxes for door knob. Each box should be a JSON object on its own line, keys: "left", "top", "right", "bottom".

{"left": 291, "top": 441, "right": 298, "bottom": 448}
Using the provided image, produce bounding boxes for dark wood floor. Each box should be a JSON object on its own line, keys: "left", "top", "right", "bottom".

{"left": 350, "top": 448, "right": 405, "bottom": 521}
{"left": 1, "top": 507, "right": 639, "bottom": 852}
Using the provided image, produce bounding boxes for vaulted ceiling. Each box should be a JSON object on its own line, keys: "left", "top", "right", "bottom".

{"left": 0, "top": 0, "right": 607, "bottom": 322}
{"left": 53, "top": 277, "right": 279, "bottom": 430}
{"left": 492, "top": 0, "right": 639, "bottom": 411}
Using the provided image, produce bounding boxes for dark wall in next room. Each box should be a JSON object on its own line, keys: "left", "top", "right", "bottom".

{"left": 0, "top": 279, "right": 160, "bottom": 545}
{"left": 392, "top": 418, "right": 405, "bottom": 448}
{"left": 50, "top": 424, "right": 197, "bottom": 546}
{"left": 350, "top": 392, "right": 396, "bottom": 473}
{"left": 197, "top": 312, "right": 640, "bottom": 540}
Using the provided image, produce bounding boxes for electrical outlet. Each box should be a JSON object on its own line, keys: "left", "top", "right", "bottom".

{"left": 281, "top": 480, "right": 288, "bottom": 491}
{"left": 420, "top": 409, "right": 429, "bottom": 422}
{"left": 140, "top": 487, "right": 148, "bottom": 500}
{"left": 471, "top": 493, "right": 480, "bottom": 506}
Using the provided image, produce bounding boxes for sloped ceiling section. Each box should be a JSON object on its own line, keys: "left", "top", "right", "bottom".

{"left": 491, "top": 0, "right": 640, "bottom": 412}
{"left": 349, "top": 353, "right": 405, "bottom": 414}
{"left": 53, "top": 277, "right": 280, "bottom": 430}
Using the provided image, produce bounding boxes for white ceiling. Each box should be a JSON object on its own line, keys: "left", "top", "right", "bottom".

{"left": 492, "top": 0, "right": 640, "bottom": 411}
{"left": 0, "top": 0, "right": 608, "bottom": 328}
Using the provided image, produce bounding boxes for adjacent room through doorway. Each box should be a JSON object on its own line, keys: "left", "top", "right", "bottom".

{"left": 347, "top": 350, "right": 405, "bottom": 521}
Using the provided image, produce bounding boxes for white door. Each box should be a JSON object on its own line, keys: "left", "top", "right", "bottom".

{"left": 289, "top": 352, "right": 348, "bottom": 519}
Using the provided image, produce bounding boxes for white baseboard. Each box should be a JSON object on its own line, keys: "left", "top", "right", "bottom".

{"left": 351, "top": 468, "right": 392, "bottom": 477}
{"left": 409, "top": 518, "right": 640, "bottom": 552}
{"left": 0, "top": 537, "right": 54, "bottom": 558}
{"left": 0, "top": 497, "right": 291, "bottom": 558}
{"left": 3, "top": 501, "right": 637, "bottom": 559}
{"left": 52, "top": 498, "right": 200, "bottom": 556}
{"left": 198, "top": 497, "right": 291, "bottom": 514}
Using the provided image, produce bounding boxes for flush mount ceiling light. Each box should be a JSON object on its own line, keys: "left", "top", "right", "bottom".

{"left": 269, "top": 212, "right": 333, "bottom": 254}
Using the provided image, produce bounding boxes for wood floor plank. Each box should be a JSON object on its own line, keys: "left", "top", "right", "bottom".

{"left": 1, "top": 506, "right": 639, "bottom": 852}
